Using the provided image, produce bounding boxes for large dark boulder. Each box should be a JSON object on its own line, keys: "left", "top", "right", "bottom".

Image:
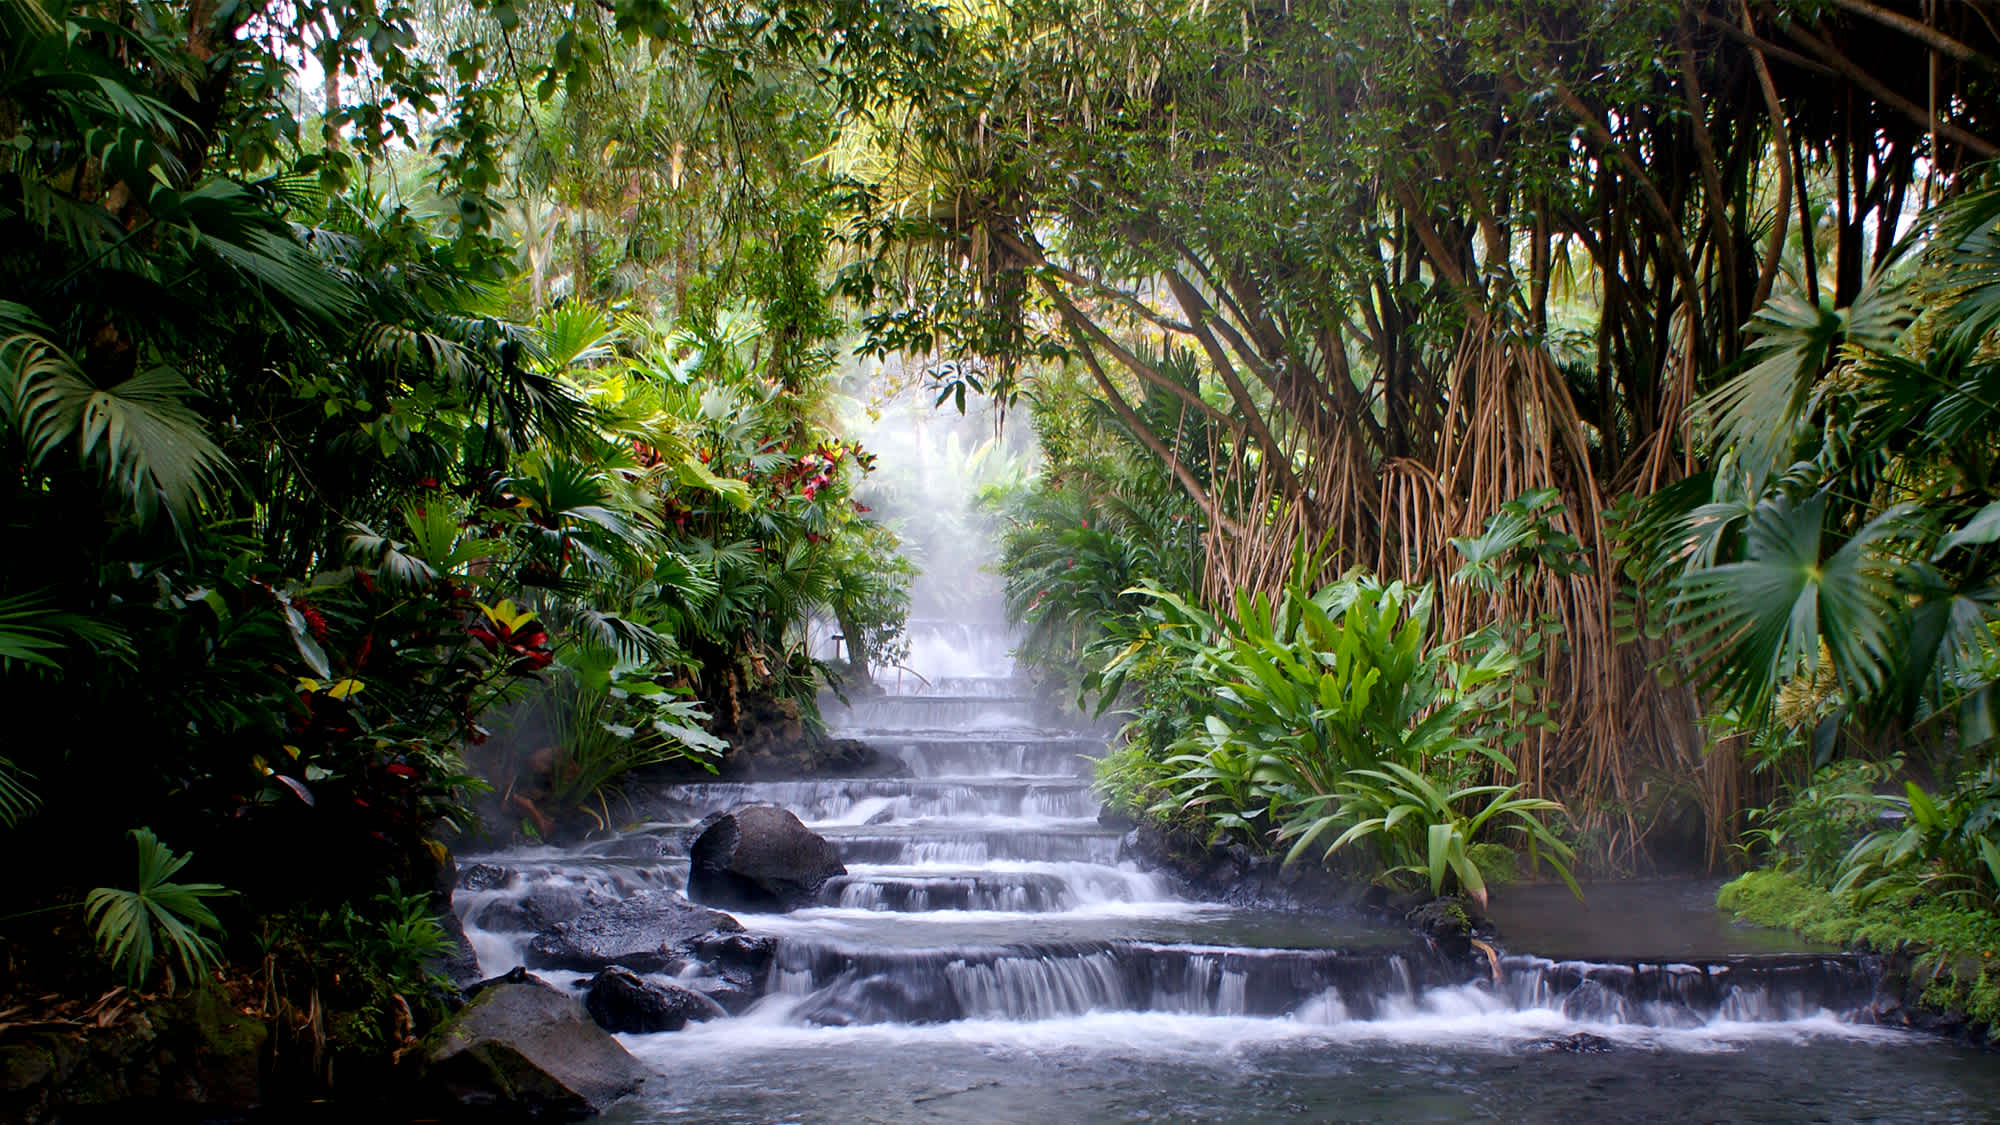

{"left": 687, "top": 805, "right": 845, "bottom": 912}
{"left": 582, "top": 967, "right": 725, "bottom": 1033}
{"left": 525, "top": 890, "right": 741, "bottom": 974}
{"left": 423, "top": 975, "right": 649, "bottom": 1118}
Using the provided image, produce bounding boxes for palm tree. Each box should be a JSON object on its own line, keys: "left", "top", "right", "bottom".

{"left": 1667, "top": 173, "right": 2000, "bottom": 760}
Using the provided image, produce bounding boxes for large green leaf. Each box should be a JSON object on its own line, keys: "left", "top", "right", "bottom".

{"left": 1672, "top": 493, "right": 1910, "bottom": 711}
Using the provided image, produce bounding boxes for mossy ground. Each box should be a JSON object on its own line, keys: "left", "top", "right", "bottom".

{"left": 1719, "top": 868, "right": 2000, "bottom": 1035}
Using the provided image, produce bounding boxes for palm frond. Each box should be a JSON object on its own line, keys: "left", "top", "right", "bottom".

{"left": 1672, "top": 492, "right": 1915, "bottom": 713}
{"left": 2, "top": 335, "right": 232, "bottom": 523}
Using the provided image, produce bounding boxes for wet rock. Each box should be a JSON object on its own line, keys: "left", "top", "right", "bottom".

{"left": 692, "top": 931, "right": 778, "bottom": 974}
{"left": 1405, "top": 897, "right": 1479, "bottom": 943}
{"left": 1559, "top": 979, "right": 1629, "bottom": 1022}
{"left": 862, "top": 805, "right": 897, "bottom": 826}
{"left": 1524, "top": 1031, "right": 1616, "bottom": 1054}
{"left": 688, "top": 805, "right": 845, "bottom": 912}
{"left": 473, "top": 899, "right": 533, "bottom": 934}
{"left": 1117, "top": 822, "right": 1351, "bottom": 911}
{"left": 582, "top": 967, "right": 725, "bottom": 1033}
{"left": 525, "top": 889, "right": 742, "bottom": 974}
{"left": 686, "top": 973, "right": 761, "bottom": 1016}
{"left": 475, "top": 884, "right": 592, "bottom": 935}
{"left": 1096, "top": 804, "right": 1139, "bottom": 832}
{"left": 423, "top": 974, "right": 648, "bottom": 1117}
{"left": 460, "top": 863, "right": 516, "bottom": 892}
{"left": 436, "top": 905, "right": 487, "bottom": 990}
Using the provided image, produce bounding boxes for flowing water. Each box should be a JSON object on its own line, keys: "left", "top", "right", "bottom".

{"left": 457, "top": 632, "right": 2000, "bottom": 1122}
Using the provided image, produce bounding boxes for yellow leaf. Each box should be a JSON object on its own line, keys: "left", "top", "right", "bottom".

{"left": 325, "top": 678, "right": 365, "bottom": 700}
{"left": 478, "top": 599, "right": 538, "bottom": 632}
{"left": 295, "top": 677, "right": 322, "bottom": 693}
{"left": 284, "top": 744, "right": 302, "bottom": 760}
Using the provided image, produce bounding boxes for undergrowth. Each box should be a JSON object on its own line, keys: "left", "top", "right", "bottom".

{"left": 1719, "top": 869, "right": 2000, "bottom": 1035}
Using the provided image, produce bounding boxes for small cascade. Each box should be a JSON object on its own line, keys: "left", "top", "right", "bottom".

{"left": 751, "top": 938, "right": 1887, "bottom": 1030}
{"left": 448, "top": 606, "right": 1995, "bottom": 1124}
{"left": 645, "top": 777, "right": 1102, "bottom": 826}
{"left": 836, "top": 695, "right": 1040, "bottom": 732}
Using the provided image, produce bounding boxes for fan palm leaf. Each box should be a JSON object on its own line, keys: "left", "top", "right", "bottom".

{"left": 1, "top": 333, "right": 232, "bottom": 524}
{"left": 1672, "top": 492, "right": 1915, "bottom": 713}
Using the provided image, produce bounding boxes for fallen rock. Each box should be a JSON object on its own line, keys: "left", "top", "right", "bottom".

{"left": 688, "top": 805, "right": 845, "bottom": 912}
{"left": 582, "top": 967, "right": 725, "bottom": 1033}
{"left": 424, "top": 975, "right": 649, "bottom": 1117}
{"left": 526, "top": 890, "right": 741, "bottom": 974}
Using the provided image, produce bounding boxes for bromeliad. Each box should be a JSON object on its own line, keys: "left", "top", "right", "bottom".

{"left": 468, "top": 600, "right": 554, "bottom": 673}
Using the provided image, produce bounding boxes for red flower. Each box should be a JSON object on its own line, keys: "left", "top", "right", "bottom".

{"left": 297, "top": 603, "right": 329, "bottom": 642}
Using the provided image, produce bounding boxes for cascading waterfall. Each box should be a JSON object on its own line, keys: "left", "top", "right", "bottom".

{"left": 454, "top": 618, "right": 2000, "bottom": 1123}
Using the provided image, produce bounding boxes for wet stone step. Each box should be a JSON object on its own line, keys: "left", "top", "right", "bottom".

{"left": 831, "top": 698, "right": 1039, "bottom": 731}
{"left": 772, "top": 941, "right": 1445, "bottom": 1025}
{"left": 643, "top": 778, "right": 1100, "bottom": 825}
{"left": 932, "top": 676, "right": 1030, "bottom": 696}
{"left": 879, "top": 738, "right": 1102, "bottom": 779}
{"left": 818, "top": 862, "right": 1164, "bottom": 913}
{"left": 822, "top": 871, "right": 1081, "bottom": 913}
{"left": 823, "top": 825, "right": 1125, "bottom": 865}
{"left": 1498, "top": 953, "right": 1886, "bottom": 1025}
{"left": 769, "top": 940, "right": 1887, "bottom": 1028}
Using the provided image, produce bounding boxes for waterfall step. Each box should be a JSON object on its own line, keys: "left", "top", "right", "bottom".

{"left": 822, "top": 823, "right": 1124, "bottom": 865}
{"left": 820, "top": 869, "right": 1132, "bottom": 913}
{"left": 644, "top": 777, "right": 1099, "bottom": 825}
{"left": 762, "top": 939, "right": 1884, "bottom": 1027}
{"left": 872, "top": 736, "right": 1102, "bottom": 779}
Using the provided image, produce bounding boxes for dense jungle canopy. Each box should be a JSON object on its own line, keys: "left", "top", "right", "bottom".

{"left": 5, "top": 0, "right": 2000, "bottom": 1076}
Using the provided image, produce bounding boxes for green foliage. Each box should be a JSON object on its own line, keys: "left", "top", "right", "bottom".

{"left": 1720, "top": 868, "right": 2000, "bottom": 1037}
{"left": 1742, "top": 759, "right": 1901, "bottom": 884}
{"left": 257, "top": 878, "right": 461, "bottom": 1056}
{"left": 1663, "top": 181, "right": 2000, "bottom": 746}
{"left": 1449, "top": 488, "right": 1590, "bottom": 594}
{"left": 1088, "top": 555, "right": 1575, "bottom": 900}
{"left": 1289, "top": 763, "right": 1577, "bottom": 908}
{"left": 541, "top": 674, "right": 727, "bottom": 818}
{"left": 83, "top": 829, "right": 231, "bottom": 992}
{"left": 0, "top": 0, "right": 916, "bottom": 1051}
{"left": 323, "top": 881, "right": 458, "bottom": 1046}
{"left": 998, "top": 363, "right": 1203, "bottom": 692}
{"left": 1834, "top": 770, "right": 2000, "bottom": 911}
{"left": 1091, "top": 743, "right": 1183, "bottom": 823}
